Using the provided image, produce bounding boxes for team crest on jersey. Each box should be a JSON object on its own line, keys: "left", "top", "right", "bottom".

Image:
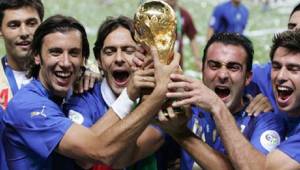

{"left": 68, "top": 110, "right": 84, "bottom": 124}
{"left": 260, "top": 130, "right": 280, "bottom": 152}
{"left": 31, "top": 105, "right": 47, "bottom": 118}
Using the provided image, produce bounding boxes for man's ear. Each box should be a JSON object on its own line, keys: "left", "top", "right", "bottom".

{"left": 245, "top": 71, "right": 253, "bottom": 86}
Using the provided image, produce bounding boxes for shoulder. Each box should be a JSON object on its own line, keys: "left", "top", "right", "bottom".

{"left": 4, "top": 82, "right": 63, "bottom": 126}
{"left": 66, "top": 81, "right": 101, "bottom": 106}
{"left": 240, "top": 3, "right": 249, "bottom": 11}
{"left": 255, "top": 111, "right": 285, "bottom": 127}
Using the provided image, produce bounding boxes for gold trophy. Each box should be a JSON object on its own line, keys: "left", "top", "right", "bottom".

{"left": 134, "top": 0, "right": 183, "bottom": 115}
{"left": 134, "top": 0, "right": 176, "bottom": 64}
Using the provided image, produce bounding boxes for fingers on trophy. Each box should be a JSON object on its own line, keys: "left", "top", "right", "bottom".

{"left": 134, "top": 0, "right": 184, "bottom": 116}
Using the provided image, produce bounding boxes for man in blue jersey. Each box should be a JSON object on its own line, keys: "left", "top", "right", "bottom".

{"left": 64, "top": 16, "right": 173, "bottom": 169}
{"left": 251, "top": 3, "right": 300, "bottom": 114}
{"left": 207, "top": 0, "right": 249, "bottom": 41}
{"left": 159, "top": 32, "right": 285, "bottom": 170}
{"left": 0, "top": 0, "right": 99, "bottom": 110}
{"left": 167, "top": 30, "right": 300, "bottom": 169}
{"left": 0, "top": 0, "right": 43, "bottom": 109}
{"left": 3, "top": 15, "right": 180, "bottom": 170}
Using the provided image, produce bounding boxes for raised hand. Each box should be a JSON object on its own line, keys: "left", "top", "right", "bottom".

{"left": 167, "top": 73, "right": 222, "bottom": 113}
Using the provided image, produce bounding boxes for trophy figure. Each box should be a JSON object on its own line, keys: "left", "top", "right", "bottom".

{"left": 134, "top": 0, "right": 176, "bottom": 64}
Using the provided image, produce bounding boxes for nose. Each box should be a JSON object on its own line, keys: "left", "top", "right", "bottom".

{"left": 217, "top": 67, "right": 229, "bottom": 83}
{"left": 59, "top": 53, "right": 72, "bottom": 68}
{"left": 114, "top": 49, "right": 125, "bottom": 66}
{"left": 20, "top": 24, "right": 30, "bottom": 39}
{"left": 276, "top": 67, "right": 288, "bottom": 84}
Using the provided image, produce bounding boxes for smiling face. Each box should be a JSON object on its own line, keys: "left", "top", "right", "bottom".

{"left": 0, "top": 6, "right": 41, "bottom": 70}
{"left": 98, "top": 26, "right": 137, "bottom": 96}
{"left": 203, "top": 42, "right": 252, "bottom": 113}
{"left": 271, "top": 47, "right": 300, "bottom": 116}
{"left": 36, "top": 30, "right": 83, "bottom": 97}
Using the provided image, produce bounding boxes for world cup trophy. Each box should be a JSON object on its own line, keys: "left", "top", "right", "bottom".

{"left": 134, "top": 0, "right": 183, "bottom": 115}
{"left": 134, "top": 0, "right": 176, "bottom": 64}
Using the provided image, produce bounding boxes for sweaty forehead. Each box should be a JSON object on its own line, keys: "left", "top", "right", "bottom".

{"left": 2, "top": 6, "right": 40, "bottom": 22}
{"left": 103, "top": 27, "right": 136, "bottom": 48}
{"left": 206, "top": 42, "right": 247, "bottom": 64}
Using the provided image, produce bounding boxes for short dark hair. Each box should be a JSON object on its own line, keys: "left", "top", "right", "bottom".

{"left": 289, "top": 3, "right": 300, "bottom": 19}
{"left": 93, "top": 16, "right": 135, "bottom": 60}
{"left": 26, "top": 14, "right": 89, "bottom": 78}
{"left": 270, "top": 29, "right": 300, "bottom": 61}
{"left": 203, "top": 32, "right": 254, "bottom": 72}
{"left": 0, "top": 0, "right": 44, "bottom": 26}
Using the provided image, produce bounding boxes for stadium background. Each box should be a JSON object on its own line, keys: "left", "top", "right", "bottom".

{"left": 0, "top": 0, "right": 298, "bottom": 76}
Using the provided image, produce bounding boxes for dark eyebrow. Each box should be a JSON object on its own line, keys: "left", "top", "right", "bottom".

{"left": 26, "top": 17, "right": 39, "bottom": 22}
{"left": 227, "top": 61, "right": 243, "bottom": 66}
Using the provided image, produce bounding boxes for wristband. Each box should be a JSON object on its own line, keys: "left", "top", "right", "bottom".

{"left": 111, "top": 88, "right": 135, "bottom": 119}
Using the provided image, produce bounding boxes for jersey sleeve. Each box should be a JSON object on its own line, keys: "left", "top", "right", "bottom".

{"left": 251, "top": 63, "right": 271, "bottom": 90}
{"left": 278, "top": 133, "right": 300, "bottom": 163}
{"left": 249, "top": 112, "right": 285, "bottom": 155}
{"left": 4, "top": 98, "right": 72, "bottom": 159}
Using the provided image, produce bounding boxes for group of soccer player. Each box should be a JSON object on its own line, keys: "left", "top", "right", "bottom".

{"left": 0, "top": 0, "right": 300, "bottom": 170}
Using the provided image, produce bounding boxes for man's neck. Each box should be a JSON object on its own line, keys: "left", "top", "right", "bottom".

{"left": 7, "top": 55, "right": 26, "bottom": 71}
{"left": 230, "top": 98, "right": 247, "bottom": 115}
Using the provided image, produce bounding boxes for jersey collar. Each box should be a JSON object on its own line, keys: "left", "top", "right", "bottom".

{"left": 100, "top": 78, "right": 117, "bottom": 107}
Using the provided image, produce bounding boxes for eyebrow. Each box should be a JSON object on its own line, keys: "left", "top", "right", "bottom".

{"left": 103, "top": 45, "right": 136, "bottom": 50}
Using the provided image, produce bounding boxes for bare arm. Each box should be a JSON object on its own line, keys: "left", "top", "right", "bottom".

{"left": 167, "top": 73, "right": 265, "bottom": 170}
{"left": 157, "top": 106, "right": 232, "bottom": 170}
{"left": 116, "top": 126, "right": 165, "bottom": 166}
{"left": 58, "top": 88, "right": 165, "bottom": 167}
{"left": 172, "top": 127, "right": 233, "bottom": 170}
{"left": 211, "top": 104, "right": 266, "bottom": 170}
{"left": 266, "top": 150, "right": 300, "bottom": 170}
{"left": 58, "top": 47, "right": 180, "bottom": 168}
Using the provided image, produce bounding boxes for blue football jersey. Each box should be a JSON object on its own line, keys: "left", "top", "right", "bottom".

{"left": 3, "top": 80, "right": 75, "bottom": 170}
{"left": 209, "top": 1, "right": 248, "bottom": 34}
{"left": 181, "top": 103, "right": 285, "bottom": 170}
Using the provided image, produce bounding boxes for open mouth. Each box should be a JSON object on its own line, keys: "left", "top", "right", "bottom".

{"left": 112, "top": 70, "right": 130, "bottom": 86}
{"left": 215, "top": 86, "right": 230, "bottom": 99}
{"left": 277, "top": 86, "right": 293, "bottom": 101}
{"left": 55, "top": 71, "right": 72, "bottom": 85}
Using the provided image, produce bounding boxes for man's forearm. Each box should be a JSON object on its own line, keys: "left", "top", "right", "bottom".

{"left": 212, "top": 104, "right": 266, "bottom": 170}
{"left": 171, "top": 127, "right": 233, "bottom": 170}
{"left": 92, "top": 89, "right": 165, "bottom": 167}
